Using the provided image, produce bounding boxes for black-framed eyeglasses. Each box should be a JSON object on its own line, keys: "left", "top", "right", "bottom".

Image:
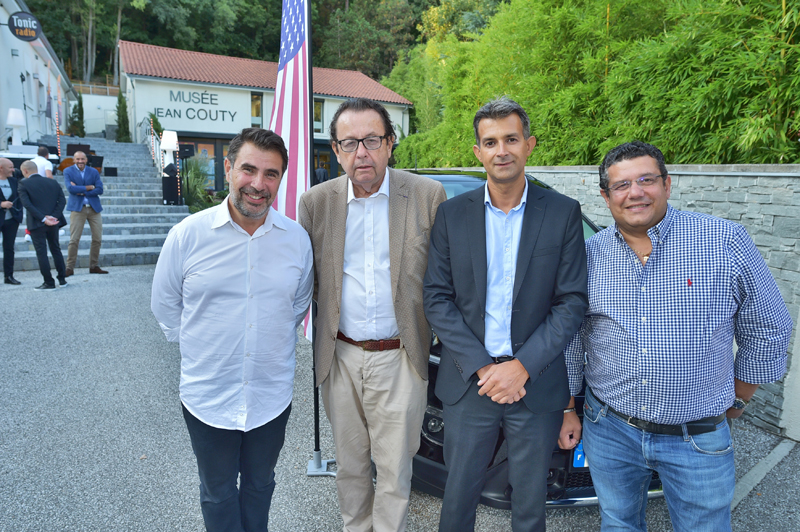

{"left": 606, "top": 174, "right": 666, "bottom": 195}
{"left": 336, "top": 135, "right": 390, "bottom": 153}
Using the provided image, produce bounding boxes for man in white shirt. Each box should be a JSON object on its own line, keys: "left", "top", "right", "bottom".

{"left": 32, "top": 146, "right": 54, "bottom": 178}
{"left": 299, "top": 98, "right": 446, "bottom": 532}
{"left": 151, "top": 128, "right": 313, "bottom": 532}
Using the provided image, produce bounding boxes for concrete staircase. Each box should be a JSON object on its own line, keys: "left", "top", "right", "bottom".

{"left": 13, "top": 136, "right": 190, "bottom": 271}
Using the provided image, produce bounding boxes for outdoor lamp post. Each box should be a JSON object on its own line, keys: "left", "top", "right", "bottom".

{"left": 19, "top": 73, "right": 29, "bottom": 142}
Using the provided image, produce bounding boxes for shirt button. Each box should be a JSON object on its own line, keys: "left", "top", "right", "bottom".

{"left": 641, "top": 317, "right": 646, "bottom": 322}
{"left": 250, "top": 265, "right": 254, "bottom": 270}
{"left": 249, "top": 294, "right": 254, "bottom": 299}
{"left": 239, "top": 413, "right": 244, "bottom": 416}
{"left": 246, "top": 353, "right": 251, "bottom": 357}
{"left": 244, "top": 381, "right": 248, "bottom": 385}
{"left": 642, "top": 379, "right": 648, "bottom": 385}
{"left": 642, "top": 348, "right": 647, "bottom": 354}
{"left": 641, "top": 287, "right": 646, "bottom": 293}
{"left": 249, "top": 324, "right": 253, "bottom": 328}
{"left": 367, "top": 236, "right": 372, "bottom": 241}
{"left": 369, "top": 290, "right": 373, "bottom": 295}
{"left": 641, "top": 406, "right": 647, "bottom": 411}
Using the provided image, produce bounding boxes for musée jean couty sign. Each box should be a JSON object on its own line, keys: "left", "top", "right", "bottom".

{"left": 153, "top": 90, "right": 239, "bottom": 123}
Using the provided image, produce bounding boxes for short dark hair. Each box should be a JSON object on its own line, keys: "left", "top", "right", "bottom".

{"left": 37, "top": 146, "right": 49, "bottom": 157}
{"left": 598, "top": 141, "right": 668, "bottom": 190}
{"left": 226, "top": 128, "right": 288, "bottom": 174}
{"left": 329, "top": 98, "right": 395, "bottom": 143}
{"left": 473, "top": 96, "right": 531, "bottom": 144}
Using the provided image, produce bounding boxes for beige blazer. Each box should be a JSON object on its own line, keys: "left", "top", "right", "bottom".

{"left": 298, "top": 168, "right": 447, "bottom": 386}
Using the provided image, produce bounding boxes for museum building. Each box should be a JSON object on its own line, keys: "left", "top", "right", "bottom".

{"left": 119, "top": 40, "right": 412, "bottom": 189}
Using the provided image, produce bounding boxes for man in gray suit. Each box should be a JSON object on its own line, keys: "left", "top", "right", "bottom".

{"left": 423, "top": 97, "right": 589, "bottom": 531}
{"left": 299, "top": 98, "right": 446, "bottom": 532}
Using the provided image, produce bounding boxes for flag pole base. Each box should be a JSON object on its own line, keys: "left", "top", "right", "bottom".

{"left": 307, "top": 451, "right": 336, "bottom": 477}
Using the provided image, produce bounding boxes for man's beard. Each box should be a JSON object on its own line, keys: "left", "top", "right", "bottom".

{"left": 231, "top": 186, "right": 272, "bottom": 219}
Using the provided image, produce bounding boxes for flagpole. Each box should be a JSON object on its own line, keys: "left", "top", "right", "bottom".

{"left": 304, "top": 0, "right": 335, "bottom": 478}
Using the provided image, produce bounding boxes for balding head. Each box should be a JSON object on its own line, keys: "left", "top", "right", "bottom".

{"left": 0, "top": 158, "right": 13, "bottom": 179}
{"left": 20, "top": 160, "right": 38, "bottom": 178}
{"left": 73, "top": 151, "right": 88, "bottom": 171}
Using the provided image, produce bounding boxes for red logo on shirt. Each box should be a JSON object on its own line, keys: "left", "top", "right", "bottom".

{"left": 687, "top": 279, "right": 692, "bottom": 286}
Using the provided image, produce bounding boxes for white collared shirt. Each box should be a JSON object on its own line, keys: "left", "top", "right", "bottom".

{"left": 339, "top": 168, "right": 399, "bottom": 341}
{"left": 151, "top": 198, "right": 314, "bottom": 431}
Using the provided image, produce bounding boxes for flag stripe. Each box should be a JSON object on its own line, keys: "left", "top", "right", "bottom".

{"left": 269, "top": 0, "right": 313, "bottom": 340}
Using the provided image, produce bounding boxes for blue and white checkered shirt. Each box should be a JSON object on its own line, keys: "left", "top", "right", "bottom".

{"left": 565, "top": 204, "right": 793, "bottom": 425}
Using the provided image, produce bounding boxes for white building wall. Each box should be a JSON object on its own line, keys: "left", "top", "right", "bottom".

{"left": 130, "top": 78, "right": 252, "bottom": 139}
{"left": 1, "top": 1, "right": 73, "bottom": 149}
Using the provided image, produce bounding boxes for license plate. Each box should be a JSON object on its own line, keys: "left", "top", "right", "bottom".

{"left": 572, "top": 441, "right": 588, "bottom": 468}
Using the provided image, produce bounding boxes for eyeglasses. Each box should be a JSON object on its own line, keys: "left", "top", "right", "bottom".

{"left": 606, "top": 174, "right": 666, "bottom": 195}
{"left": 336, "top": 135, "right": 389, "bottom": 153}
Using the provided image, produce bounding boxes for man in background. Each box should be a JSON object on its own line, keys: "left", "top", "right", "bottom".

{"left": 0, "top": 158, "right": 24, "bottom": 285}
{"left": 17, "top": 160, "right": 67, "bottom": 290}
{"left": 64, "top": 151, "right": 107, "bottom": 276}
{"left": 32, "top": 146, "right": 54, "bottom": 178}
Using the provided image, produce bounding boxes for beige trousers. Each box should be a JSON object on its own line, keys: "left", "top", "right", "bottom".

{"left": 67, "top": 205, "right": 102, "bottom": 269}
{"left": 322, "top": 338, "right": 427, "bottom": 532}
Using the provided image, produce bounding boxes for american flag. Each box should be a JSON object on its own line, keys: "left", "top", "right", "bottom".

{"left": 269, "top": 0, "right": 313, "bottom": 339}
{"left": 269, "top": 0, "right": 311, "bottom": 222}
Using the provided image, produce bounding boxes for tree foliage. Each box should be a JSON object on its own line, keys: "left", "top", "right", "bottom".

{"left": 390, "top": 0, "right": 800, "bottom": 167}
{"left": 67, "top": 94, "right": 86, "bottom": 137}
{"left": 115, "top": 91, "right": 131, "bottom": 142}
{"left": 318, "top": 0, "right": 416, "bottom": 80}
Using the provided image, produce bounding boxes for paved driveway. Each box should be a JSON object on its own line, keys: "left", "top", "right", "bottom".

{"left": 0, "top": 265, "right": 796, "bottom": 531}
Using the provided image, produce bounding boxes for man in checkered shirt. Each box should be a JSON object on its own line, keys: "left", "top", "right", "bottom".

{"left": 559, "top": 141, "right": 793, "bottom": 532}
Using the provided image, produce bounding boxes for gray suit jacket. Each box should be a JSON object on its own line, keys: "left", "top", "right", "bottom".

{"left": 423, "top": 183, "right": 589, "bottom": 413}
{"left": 299, "top": 168, "right": 447, "bottom": 386}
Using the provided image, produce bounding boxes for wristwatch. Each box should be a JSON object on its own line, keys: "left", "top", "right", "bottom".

{"left": 731, "top": 397, "right": 750, "bottom": 410}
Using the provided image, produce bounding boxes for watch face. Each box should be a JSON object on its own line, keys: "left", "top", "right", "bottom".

{"left": 733, "top": 398, "right": 748, "bottom": 410}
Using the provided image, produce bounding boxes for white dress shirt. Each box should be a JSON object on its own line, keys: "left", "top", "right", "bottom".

{"left": 151, "top": 198, "right": 314, "bottom": 431}
{"left": 339, "top": 169, "right": 399, "bottom": 341}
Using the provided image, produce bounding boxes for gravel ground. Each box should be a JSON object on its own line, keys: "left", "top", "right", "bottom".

{"left": 0, "top": 265, "right": 796, "bottom": 532}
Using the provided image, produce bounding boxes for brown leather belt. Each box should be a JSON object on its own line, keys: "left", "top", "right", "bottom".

{"left": 336, "top": 331, "right": 401, "bottom": 351}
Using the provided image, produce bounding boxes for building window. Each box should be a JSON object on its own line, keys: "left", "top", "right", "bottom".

{"left": 314, "top": 99, "right": 323, "bottom": 134}
{"left": 251, "top": 92, "right": 263, "bottom": 127}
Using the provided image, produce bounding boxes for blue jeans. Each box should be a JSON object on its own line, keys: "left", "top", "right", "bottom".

{"left": 182, "top": 404, "right": 291, "bottom": 532}
{"left": 582, "top": 388, "right": 734, "bottom": 532}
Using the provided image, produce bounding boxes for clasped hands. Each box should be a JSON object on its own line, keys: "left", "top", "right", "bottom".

{"left": 476, "top": 359, "right": 528, "bottom": 404}
{"left": 44, "top": 215, "right": 60, "bottom": 226}
{"left": 1, "top": 201, "right": 12, "bottom": 209}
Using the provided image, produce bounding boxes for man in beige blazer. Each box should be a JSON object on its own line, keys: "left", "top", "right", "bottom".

{"left": 299, "top": 98, "right": 446, "bottom": 532}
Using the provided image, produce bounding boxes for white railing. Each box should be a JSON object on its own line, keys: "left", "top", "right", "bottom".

{"left": 138, "top": 117, "right": 162, "bottom": 176}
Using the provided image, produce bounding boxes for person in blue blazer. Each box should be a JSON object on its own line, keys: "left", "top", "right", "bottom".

{"left": 63, "top": 151, "right": 107, "bottom": 276}
{"left": 0, "top": 158, "right": 24, "bottom": 284}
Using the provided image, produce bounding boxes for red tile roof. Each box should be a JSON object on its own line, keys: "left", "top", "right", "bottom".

{"left": 119, "top": 40, "right": 411, "bottom": 106}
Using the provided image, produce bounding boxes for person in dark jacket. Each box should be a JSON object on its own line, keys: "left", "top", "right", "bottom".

{"left": 0, "top": 158, "right": 24, "bottom": 284}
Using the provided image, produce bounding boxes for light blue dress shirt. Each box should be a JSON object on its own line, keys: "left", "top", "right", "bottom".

{"left": 483, "top": 180, "right": 528, "bottom": 358}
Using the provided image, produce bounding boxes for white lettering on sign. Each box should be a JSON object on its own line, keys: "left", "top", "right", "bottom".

{"left": 11, "top": 15, "right": 38, "bottom": 29}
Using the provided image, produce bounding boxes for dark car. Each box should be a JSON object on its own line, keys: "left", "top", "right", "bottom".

{"left": 410, "top": 170, "right": 664, "bottom": 507}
